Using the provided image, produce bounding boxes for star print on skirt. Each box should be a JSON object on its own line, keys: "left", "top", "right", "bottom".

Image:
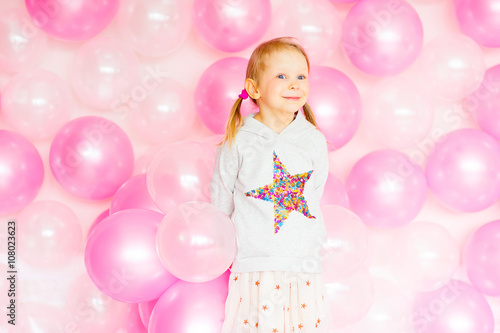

{"left": 221, "top": 271, "right": 335, "bottom": 333}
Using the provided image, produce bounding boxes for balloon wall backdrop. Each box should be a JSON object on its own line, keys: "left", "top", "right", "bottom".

{"left": 0, "top": 0, "right": 500, "bottom": 332}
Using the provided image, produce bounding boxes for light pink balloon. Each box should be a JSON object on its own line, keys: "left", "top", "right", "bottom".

{"left": 130, "top": 78, "right": 195, "bottom": 144}
{"left": 120, "top": 304, "right": 147, "bottom": 333}
{"left": 147, "top": 141, "right": 215, "bottom": 212}
{"left": 110, "top": 174, "right": 161, "bottom": 214}
{"left": 192, "top": 0, "right": 271, "bottom": 52}
{"left": 84, "top": 209, "right": 178, "bottom": 303}
{"left": 390, "top": 222, "right": 459, "bottom": 292}
{"left": 18, "top": 200, "right": 81, "bottom": 269}
{"left": 464, "top": 64, "right": 500, "bottom": 140}
{"left": 0, "top": 8, "right": 47, "bottom": 73}
{"left": 411, "top": 279, "right": 494, "bottom": 333}
{"left": 363, "top": 76, "right": 434, "bottom": 149}
{"left": 308, "top": 66, "right": 362, "bottom": 150}
{"left": 70, "top": 37, "right": 139, "bottom": 110}
{"left": 418, "top": 33, "right": 485, "bottom": 101}
{"left": 25, "top": 0, "right": 119, "bottom": 41}
{"left": 65, "top": 274, "right": 133, "bottom": 333}
{"left": 1, "top": 69, "right": 72, "bottom": 140}
{"left": 346, "top": 149, "right": 428, "bottom": 228}
{"left": 347, "top": 278, "right": 413, "bottom": 333}
{"left": 8, "top": 302, "right": 69, "bottom": 333}
{"left": 138, "top": 299, "right": 158, "bottom": 330}
{"left": 195, "top": 57, "right": 255, "bottom": 134}
{"left": 425, "top": 129, "right": 500, "bottom": 212}
{"left": 321, "top": 205, "right": 368, "bottom": 280}
{"left": 463, "top": 220, "right": 500, "bottom": 296}
{"left": 156, "top": 202, "right": 236, "bottom": 283}
{"left": 148, "top": 270, "right": 229, "bottom": 333}
{"left": 341, "top": 0, "right": 423, "bottom": 76}
{"left": 0, "top": 130, "right": 44, "bottom": 215}
{"left": 454, "top": 0, "right": 500, "bottom": 47}
{"left": 116, "top": 0, "right": 191, "bottom": 57}
{"left": 49, "top": 116, "right": 134, "bottom": 200}
{"left": 320, "top": 174, "right": 350, "bottom": 208}
{"left": 133, "top": 145, "right": 164, "bottom": 175}
{"left": 0, "top": 264, "right": 8, "bottom": 312}
{"left": 325, "top": 266, "right": 374, "bottom": 329}
{"left": 270, "top": 0, "right": 341, "bottom": 64}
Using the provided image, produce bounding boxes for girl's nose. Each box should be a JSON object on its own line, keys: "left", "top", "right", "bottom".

{"left": 289, "top": 80, "right": 299, "bottom": 89}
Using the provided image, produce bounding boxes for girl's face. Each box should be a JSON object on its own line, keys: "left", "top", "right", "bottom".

{"left": 255, "top": 50, "right": 309, "bottom": 116}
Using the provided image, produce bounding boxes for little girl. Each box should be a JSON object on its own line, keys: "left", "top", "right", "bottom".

{"left": 210, "top": 37, "right": 334, "bottom": 332}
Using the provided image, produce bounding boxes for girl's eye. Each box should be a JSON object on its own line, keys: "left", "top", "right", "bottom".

{"left": 298, "top": 75, "right": 306, "bottom": 80}
{"left": 277, "top": 74, "right": 286, "bottom": 79}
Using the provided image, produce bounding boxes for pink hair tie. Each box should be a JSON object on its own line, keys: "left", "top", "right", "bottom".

{"left": 238, "top": 89, "right": 249, "bottom": 100}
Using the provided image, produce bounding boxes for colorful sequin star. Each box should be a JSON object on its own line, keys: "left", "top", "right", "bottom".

{"left": 245, "top": 151, "right": 316, "bottom": 233}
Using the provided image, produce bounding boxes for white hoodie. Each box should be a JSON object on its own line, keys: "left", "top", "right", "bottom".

{"left": 209, "top": 110, "right": 330, "bottom": 273}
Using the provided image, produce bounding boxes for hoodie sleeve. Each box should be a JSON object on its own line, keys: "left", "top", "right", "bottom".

{"left": 313, "top": 132, "right": 330, "bottom": 199}
{"left": 209, "top": 142, "right": 239, "bottom": 217}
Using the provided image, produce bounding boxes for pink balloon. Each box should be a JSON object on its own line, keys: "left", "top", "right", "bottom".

{"left": 110, "top": 174, "right": 161, "bottom": 214}
{"left": 341, "top": 0, "right": 423, "bottom": 76}
{"left": 0, "top": 8, "right": 47, "bottom": 73}
{"left": 116, "top": 0, "right": 191, "bottom": 57}
{"left": 425, "top": 129, "right": 500, "bottom": 212}
{"left": 321, "top": 205, "right": 368, "bottom": 280}
{"left": 130, "top": 78, "right": 196, "bottom": 144}
{"left": 463, "top": 220, "right": 500, "bottom": 296}
{"left": 0, "top": 130, "right": 43, "bottom": 215}
{"left": 18, "top": 201, "right": 82, "bottom": 269}
{"left": 411, "top": 279, "right": 494, "bottom": 333}
{"left": 84, "top": 209, "right": 178, "bottom": 303}
{"left": 454, "top": 0, "right": 500, "bottom": 47}
{"left": 147, "top": 141, "right": 215, "bottom": 212}
{"left": 138, "top": 299, "right": 158, "bottom": 330}
{"left": 346, "top": 150, "right": 428, "bottom": 228}
{"left": 70, "top": 37, "right": 139, "bottom": 110}
{"left": 156, "top": 202, "right": 236, "bottom": 282}
{"left": 49, "top": 116, "right": 134, "bottom": 200}
{"left": 390, "top": 222, "right": 459, "bottom": 292}
{"left": 417, "top": 33, "right": 485, "bottom": 101}
{"left": 195, "top": 57, "right": 255, "bottom": 134}
{"left": 65, "top": 274, "right": 133, "bottom": 333}
{"left": 148, "top": 270, "right": 229, "bottom": 333}
{"left": 25, "top": 0, "right": 119, "bottom": 41}
{"left": 320, "top": 174, "right": 350, "bottom": 208}
{"left": 308, "top": 66, "right": 362, "bottom": 150}
{"left": 325, "top": 266, "right": 374, "bottom": 329}
{"left": 270, "top": 0, "right": 342, "bottom": 64}
{"left": 1, "top": 69, "right": 72, "bottom": 140}
{"left": 363, "top": 76, "right": 434, "bottom": 149}
{"left": 192, "top": 0, "right": 271, "bottom": 52}
{"left": 465, "top": 64, "right": 500, "bottom": 140}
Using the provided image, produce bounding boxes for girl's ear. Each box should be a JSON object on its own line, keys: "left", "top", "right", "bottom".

{"left": 245, "top": 78, "right": 260, "bottom": 100}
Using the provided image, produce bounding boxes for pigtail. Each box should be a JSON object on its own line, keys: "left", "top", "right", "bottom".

{"left": 303, "top": 102, "right": 335, "bottom": 150}
{"left": 217, "top": 97, "right": 245, "bottom": 148}
{"left": 302, "top": 103, "right": 317, "bottom": 127}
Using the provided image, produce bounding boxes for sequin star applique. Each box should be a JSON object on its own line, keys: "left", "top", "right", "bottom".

{"left": 245, "top": 151, "right": 315, "bottom": 233}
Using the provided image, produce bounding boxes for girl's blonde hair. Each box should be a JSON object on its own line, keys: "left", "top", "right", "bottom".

{"left": 217, "top": 37, "right": 329, "bottom": 148}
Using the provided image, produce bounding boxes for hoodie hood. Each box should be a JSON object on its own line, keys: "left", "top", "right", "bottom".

{"left": 239, "top": 110, "right": 315, "bottom": 141}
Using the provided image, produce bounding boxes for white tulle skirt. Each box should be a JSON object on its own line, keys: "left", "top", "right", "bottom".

{"left": 221, "top": 271, "right": 334, "bottom": 333}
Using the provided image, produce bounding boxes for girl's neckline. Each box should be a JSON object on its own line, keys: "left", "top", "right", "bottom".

{"left": 249, "top": 111, "right": 299, "bottom": 136}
